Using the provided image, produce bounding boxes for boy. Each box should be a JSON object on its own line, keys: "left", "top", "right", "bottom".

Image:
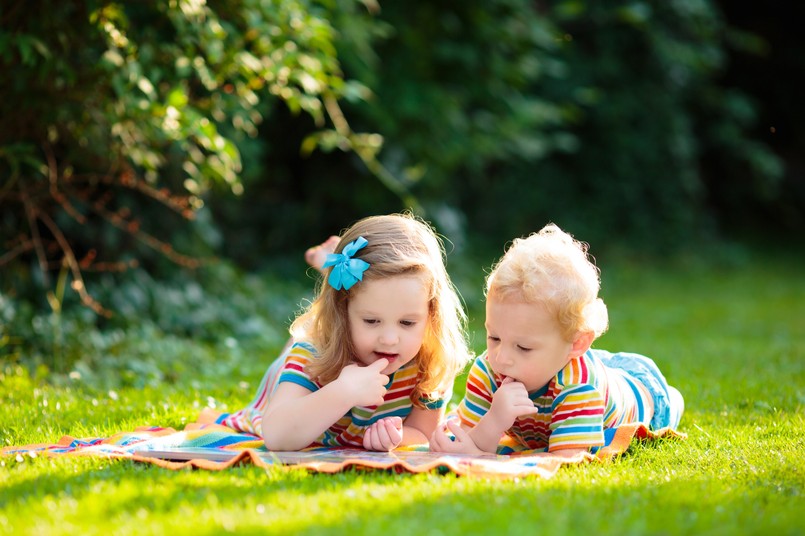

{"left": 431, "top": 224, "right": 684, "bottom": 455}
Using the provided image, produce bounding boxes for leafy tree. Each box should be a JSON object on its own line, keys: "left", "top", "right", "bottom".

{"left": 331, "top": 0, "right": 786, "bottom": 250}
{"left": 0, "top": 0, "right": 388, "bottom": 312}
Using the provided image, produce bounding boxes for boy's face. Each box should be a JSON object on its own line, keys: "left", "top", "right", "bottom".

{"left": 485, "top": 296, "right": 576, "bottom": 391}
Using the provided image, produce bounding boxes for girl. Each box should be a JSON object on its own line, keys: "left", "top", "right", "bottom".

{"left": 430, "top": 223, "right": 684, "bottom": 455}
{"left": 214, "top": 213, "right": 471, "bottom": 451}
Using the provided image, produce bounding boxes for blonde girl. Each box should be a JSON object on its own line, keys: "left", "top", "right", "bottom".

{"left": 215, "top": 213, "right": 471, "bottom": 451}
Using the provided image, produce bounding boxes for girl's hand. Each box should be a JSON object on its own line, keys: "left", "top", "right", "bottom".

{"left": 363, "top": 416, "right": 403, "bottom": 451}
{"left": 429, "top": 420, "right": 485, "bottom": 455}
{"left": 336, "top": 358, "right": 389, "bottom": 407}
{"left": 487, "top": 377, "right": 538, "bottom": 431}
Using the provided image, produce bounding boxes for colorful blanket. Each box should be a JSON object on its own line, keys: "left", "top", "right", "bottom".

{"left": 1, "top": 421, "right": 685, "bottom": 479}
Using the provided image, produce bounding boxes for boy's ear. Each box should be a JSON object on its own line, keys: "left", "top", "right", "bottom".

{"left": 569, "top": 330, "right": 595, "bottom": 358}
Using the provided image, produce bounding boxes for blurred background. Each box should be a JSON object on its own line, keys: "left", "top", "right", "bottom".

{"left": 1, "top": 0, "right": 802, "bottom": 386}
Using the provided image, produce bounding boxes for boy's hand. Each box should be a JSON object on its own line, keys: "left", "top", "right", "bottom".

{"left": 487, "top": 377, "right": 538, "bottom": 431}
{"left": 363, "top": 416, "right": 403, "bottom": 451}
{"left": 336, "top": 358, "right": 389, "bottom": 407}
{"left": 429, "top": 420, "right": 485, "bottom": 455}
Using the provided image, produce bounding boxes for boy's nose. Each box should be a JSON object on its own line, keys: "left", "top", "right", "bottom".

{"left": 491, "top": 348, "right": 511, "bottom": 367}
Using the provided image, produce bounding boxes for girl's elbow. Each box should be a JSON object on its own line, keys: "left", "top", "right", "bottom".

{"left": 261, "top": 422, "right": 295, "bottom": 450}
{"left": 261, "top": 410, "right": 287, "bottom": 450}
{"left": 262, "top": 432, "right": 301, "bottom": 451}
{"left": 262, "top": 430, "right": 278, "bottom": 450}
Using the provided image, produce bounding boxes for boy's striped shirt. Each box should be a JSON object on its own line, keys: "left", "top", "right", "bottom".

{"left": 456, "top": 349, "right": 653, "bottom": 453}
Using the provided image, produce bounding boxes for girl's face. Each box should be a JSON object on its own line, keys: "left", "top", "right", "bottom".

{"left": 485, "top": 296, "right": 575, "bottom": 391}
{"left": 347, "top": 275, "right": 430, "bottom": 375}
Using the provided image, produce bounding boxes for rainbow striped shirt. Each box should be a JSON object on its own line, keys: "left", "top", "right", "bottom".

{"left": 219, "top": 341, "right": 448, "bottom": 448}
{"left": 456, "top": 349, "right": 654, "bottom": 453}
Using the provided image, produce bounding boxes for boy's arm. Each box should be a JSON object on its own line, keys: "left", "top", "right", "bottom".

{"left": 467, "top": 414, "right": 509, "bottom": 453}
{"left": 429, "top": 420, "right": 485, "bottom": 455}
{"left": 469, "top": 377, "right": 539, "bottom": 453}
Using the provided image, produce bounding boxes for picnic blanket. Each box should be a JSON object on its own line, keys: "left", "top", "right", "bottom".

{"left": 1, "top": 419, "right": 685, "bottom": 479}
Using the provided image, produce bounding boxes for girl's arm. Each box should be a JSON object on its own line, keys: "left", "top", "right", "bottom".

{"left": 262, "top": 381, "right": 355, "bottom": 451}
{"left": 362, "top": 405, "right": 443, "bottom": 451}
{"left": 401, "top": 405, "right": 443, "bottom": 445}
{"left": 262, "top": 358, "right": 390, "bottom": 450}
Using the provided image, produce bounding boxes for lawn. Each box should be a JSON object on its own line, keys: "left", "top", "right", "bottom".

{"left": 2, "top": 252, "right": 804, "bottom": 535}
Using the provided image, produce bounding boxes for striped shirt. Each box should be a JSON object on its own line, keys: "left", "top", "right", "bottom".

{"left": 456, "top": 349, "right": 654, "bottom": 453}
{"left": 219, "top": 341, "right": 447, "bottom": 448}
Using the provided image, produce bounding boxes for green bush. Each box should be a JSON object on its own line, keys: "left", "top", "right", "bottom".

{"left": 0, "top": 259, "right": 309, "bottom": 387}
{"left": 212, "top": 0, "right": 788, "bottom": 255}
{"left": 1, "top": 0, "right": 798, "bottom": 372}
{"left": 0, "top": 0, "right": 381, "bottom": 310}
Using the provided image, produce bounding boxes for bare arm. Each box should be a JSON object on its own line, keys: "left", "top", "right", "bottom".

{"left": 469, "top": 377, "right": 538, "bottom": 453}
{"left": 361, "top": 403, "right": 444, "bottom": 451}
{"left": 401, "top": 405, "right": 443, "bottom": 446}
{"left": 262, "top": 359, "right": 389, "bottom": 450}
{"left": 262, "top": 381, "right": 356, "bottom": 450}
{"left": 466, "top": 414, "right": 509, "bottom": 453}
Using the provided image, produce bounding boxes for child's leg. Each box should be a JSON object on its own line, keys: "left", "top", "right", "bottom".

{"left": 275, "top": 235, "right": 340, "bottom": 355}
{"left": 217, "top": 238, "right": 339, "bottom": 435}
{"left": 304, "top": 235, "right": 340, "bottom": 274}
{"left": 667, "top": 385, "right": 685, "bottom": 429}
{"left": 216, "top": 352, "right": 288, "bottom": 435}
{"left": 593, "top": 349, "right": 683, "bottom": 430}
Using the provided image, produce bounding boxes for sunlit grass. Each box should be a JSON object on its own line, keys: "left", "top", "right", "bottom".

{"left": 2, "top": 253, "right": 804, "bottom": 535}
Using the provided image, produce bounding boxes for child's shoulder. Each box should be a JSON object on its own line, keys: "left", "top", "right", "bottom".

{"left": 283, "top": 340, "right": 319, "bottom": 364}
{"left": 554, "top": 351, "right": 602, "bottom": 387}
{"left": 289, "top": 340, "right": 318, "bottom": 354}
{"left": 470, "top": 352, "right": 496, "bottom": 374}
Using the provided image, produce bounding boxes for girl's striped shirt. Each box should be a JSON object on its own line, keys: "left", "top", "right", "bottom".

{"left": 456, "top": 349, "right": 654, "bottom": 453}
{"left": 218, "top": 341, "right": 447, "bottom": 448}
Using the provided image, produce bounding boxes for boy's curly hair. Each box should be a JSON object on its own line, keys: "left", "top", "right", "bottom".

{"left": 485, "top": 223, "right": 609, "bottom": 341}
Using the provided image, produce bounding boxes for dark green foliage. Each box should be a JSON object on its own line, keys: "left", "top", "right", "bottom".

{"left": 0, "top": 0, "right": 377, "bottom": 310}
{"left": 0, "top": 259, "right": 310, "bottom": 387}
{"left": 344, "top": 0, "right": 788, "bottom": 250}
{"left": 225, "top": 0, "right": 791, "bottom": 254}
{"left": 702, "top": 1, "right": 805, "bottom": 237}
{"left": 1, "top": 0, "right": 801, "bottom": 373}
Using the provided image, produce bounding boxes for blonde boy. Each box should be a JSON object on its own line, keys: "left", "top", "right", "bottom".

{"left": 431, "top": 224, "right": 684, "bottom": 455}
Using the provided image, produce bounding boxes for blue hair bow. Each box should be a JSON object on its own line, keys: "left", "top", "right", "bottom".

{"left": 322, "top": 236, "right": 370, "bottom": 291}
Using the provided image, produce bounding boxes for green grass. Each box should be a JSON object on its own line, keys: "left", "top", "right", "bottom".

{"left": 2, "top": 254, "right": 805, "bottom": 535}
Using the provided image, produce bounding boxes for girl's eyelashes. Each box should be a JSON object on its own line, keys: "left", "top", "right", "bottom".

{"left": 517, "top": 345, "right": 532, "bottom": 352}
{"left": 362, "top": 319, "right": 418, "bottom": 326}
{"left": 487, "top": 336, "right": 500, "bottom": 343}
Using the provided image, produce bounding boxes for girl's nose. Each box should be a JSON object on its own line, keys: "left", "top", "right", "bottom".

{"left": 379, "top": 328, "right": 399, "bottom": 346}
